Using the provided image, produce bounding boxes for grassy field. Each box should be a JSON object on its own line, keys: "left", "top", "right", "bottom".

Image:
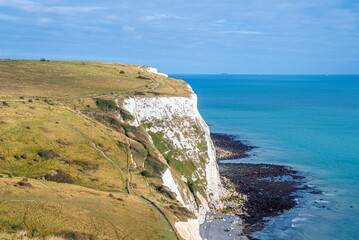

{"left": 0, "top": 60, "right": 197, "bottom": 239}
{"left": 0, "top": 60, "right": 191, "bottom": 99}
{"left": 0, "top": 101, "right": 130, "bottom": 192}
{"left": 0, "top": 176, "right": 177, "bottom": 240}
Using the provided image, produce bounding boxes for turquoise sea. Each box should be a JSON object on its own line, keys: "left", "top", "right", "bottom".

{"left": 171, "top": 74, "right": 359, "bottom": 240}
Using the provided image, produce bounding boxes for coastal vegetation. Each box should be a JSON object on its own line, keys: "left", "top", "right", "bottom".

{"left": 0, "top": 59, "right": 195, "bottom": 239}
{"left": 0, "top": 59, "right": 192, "bottom": 99}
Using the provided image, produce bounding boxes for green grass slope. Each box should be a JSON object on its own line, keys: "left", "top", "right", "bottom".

{"left": 0, "top": 59, "right": 191, "bottom": 99}
{"left": 0, "top": 60, "right": 196, "bottom": 240}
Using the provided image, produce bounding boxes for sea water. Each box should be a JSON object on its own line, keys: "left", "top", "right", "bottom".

{"left": 171, "top": 74, "right": 359, "bottom": 240}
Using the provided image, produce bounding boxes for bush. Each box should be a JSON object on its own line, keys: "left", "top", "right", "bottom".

{"left": 134, "top": 91, "right": 145, "bottom": 96}
{"left": 14, "top": 154, "right": 21, "bottom": 160}
{"left": 120, "top": 109, "right": 134, "bottom": 121}
{"left": 38, "top": 150, "right": 60, "bottom": 159}
{"left": 166, "top": 205, "right": 196, "bottom": 219}
{"left": 45, "top": 169, "right": 74, "bottom": 184}
{"left": 156, "top": 186, "right": 177, "bottom": 200}
{"left": 0, "top": 152, "right": 6, "bottom": 160}
{"left": 120, "top": 70, "right": 125, "bottom": 74}
{"left": 94, "top": 98, "right": 118, "bottom": 111}
{"left": 137, "top": 76, "right": 151, "bottom": 80}
{"left": 2, "top": 101, "right": 9, "bottom": 107}
{"left": 140, "top": 170, "right": 152, "bottom": 178}
{"left": 44, "top": 99, "right": 53, "bottom": 105}
{"left": 15, "top": 178, "right": 32, "bottom": 188}
{"left": 21, "top": 153, "right": 28, "bottom": 159}
{"left": 144, "top": 156, "right": 166, "bottom": 177}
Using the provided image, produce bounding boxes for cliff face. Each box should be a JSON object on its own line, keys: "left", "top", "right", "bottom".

{"left": 123, "top": 90, "right": 226, "bottom": 239}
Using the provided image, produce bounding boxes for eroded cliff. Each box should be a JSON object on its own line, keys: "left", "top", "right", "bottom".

{"left": 123, "top": 88, "right": 226, "bottom": 239}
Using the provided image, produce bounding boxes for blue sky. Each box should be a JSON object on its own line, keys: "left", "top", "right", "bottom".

{"left": 0, "top": 0, "right": 359, "bottom": 74}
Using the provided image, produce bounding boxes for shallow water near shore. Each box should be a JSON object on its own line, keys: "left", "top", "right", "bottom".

{"left": 171, "top": 74, "right": 359, "bottom": 240}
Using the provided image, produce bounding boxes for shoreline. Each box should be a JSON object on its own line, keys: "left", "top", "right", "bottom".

{"left": 211, "top": 133, "right": 312, "bottom": 237}
{"left": 211, "top": 133, "right": 256, "bottom": 160}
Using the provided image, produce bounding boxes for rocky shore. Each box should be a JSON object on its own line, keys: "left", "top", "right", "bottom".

{"left": 218, "top": 163, "right": 306, "bottom": 235}
{"left": 211, "top": 133, "right": 256, "bottom": 160}
{"left": 211, "top": 133, "right": 309, "bottom": 237}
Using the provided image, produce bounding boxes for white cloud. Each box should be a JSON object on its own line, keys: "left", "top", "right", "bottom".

{"left": 122, "top": 26, "right": 135, "bottom": 32}
{"left": 221, "top": 30, "right": 265, "bottom": 35}
{"left": 213, "top": 19, "right": 265, "bottom": 35}
{"left": 0, "top": 14, "right": 19, "bottom": 21}
{"left": 0, "top": 0, "right": 106, "bottom": 14}
{"left": 213, "top": 19, "right": 226, "bottom": 26}
{"left": 44, "top": 6, "right": 107, "bottom": 14}
{"left": 38, "top": 17, "right": 52, "bottom": 24}
{"left": 140, "top": 14, "right": 173, "bottom": 21}
{"left": 99, "top": 15, "right": 120, "bottom": 24}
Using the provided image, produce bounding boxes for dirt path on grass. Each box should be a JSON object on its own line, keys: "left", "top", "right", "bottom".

{"left": 63, "top": 120, "right": 129, "bottom": 193}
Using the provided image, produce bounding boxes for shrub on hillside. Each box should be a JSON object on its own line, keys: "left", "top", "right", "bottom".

{"left": 156, "top": 185, "right": 177, "bottom": 200}
{"left": 119, "top": 109, "right": 134, "bottom": 121}
{"left": 14, "top": 154, "right": 21, "bottom": 160}
{"left": 137, "top": 76, "right": 151, "bottom": 80}
{"left": 166, "top": 205, "right": 196, "bottom": 219}
{"left": 140, "top": 170, "right": 152, "bottom": 178}
{"left": 144, "top": 156, "right": 166, "bottom": 177}
{"left": 134, "top": 91, "right": 145, "bottom": 96}
{"left": 15, "top": 178, "right": 32, "bottom": 188}
{"left": 2, "top": 101, "right": 9, "bottom": 106}
{"left": 45, "top": 169, "right": 74, "bottom": 184}
{"left": 94, "top": 98, "right": 118, "bottom": 111}
{"left": 38, "top": 150, "right": 60, "bottom": 159}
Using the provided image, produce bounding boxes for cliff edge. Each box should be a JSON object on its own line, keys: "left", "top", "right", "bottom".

{"left": 0, "top": 60, "right": 226, "bottom": 240}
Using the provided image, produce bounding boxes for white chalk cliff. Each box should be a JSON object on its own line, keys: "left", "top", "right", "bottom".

{"left": 122, "top": 86, "right": 226, "bottom": 240}
{"left": 144, "top": 66, "right": 169, "bottom": 77}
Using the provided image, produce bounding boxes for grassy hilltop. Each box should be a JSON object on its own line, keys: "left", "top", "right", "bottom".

{"left": 0, "top": 59, "right": 191, "bottom": 99}
{"left": 0, "top": 59, "right": 194, "bottom": 240}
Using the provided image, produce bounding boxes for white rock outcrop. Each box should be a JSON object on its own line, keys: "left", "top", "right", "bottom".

{"left": 174, "top": 219, "right": 202, "bottom": 240}
{"left": 145, "top": 67, "right": 168, "bottom": 77}
{"left": 122, "top": 90, "right": 226, "bottom": 240}
{"left": 162, "top": 168, "right": 185, "bottom": 206}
